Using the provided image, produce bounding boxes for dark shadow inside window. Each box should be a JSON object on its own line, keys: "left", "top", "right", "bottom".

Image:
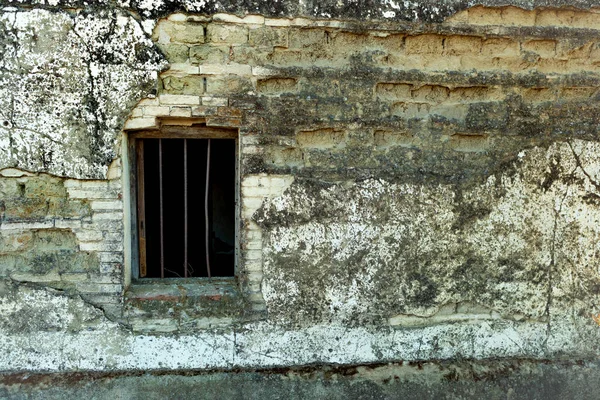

{"left": 141, "top": 138, "right": 235, "bottom": 278}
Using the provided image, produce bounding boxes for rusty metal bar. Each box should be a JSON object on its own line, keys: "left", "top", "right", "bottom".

{"left": 205, "top": 139, "right": 212, "bottom": 278}
{"left": 184, "top": 139, "right": 188, "bottom": 278}
{"left": 159, "top": 138, "right": 165, "bottom": 279}
{"left": 136, "top": 140, "right": 147, "bottom": 278}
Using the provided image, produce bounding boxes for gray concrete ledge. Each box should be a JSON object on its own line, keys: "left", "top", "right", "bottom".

{"left": 2, "top": 359, "right": 600, "bottom": 400}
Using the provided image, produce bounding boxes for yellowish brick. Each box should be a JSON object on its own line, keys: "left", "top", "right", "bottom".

{"left": 243, "top": 15, "right": 265, "bottom": 24}
{"left": 265, "top": 18, "right": 291, "bottom": 27}
{"left": 500, "top": 6, "right": 535, "bottom": 26}
{"left": 468, "top": 6, "right": 502, "bottom": 25}
{"left": 161, "top": 21, "right": 205, "bottom": 44}
{"left": 444, "top": 35, "right": 482, "bottom": 55}
{"left": 159, "top": 94, "right": 201, "bottom": 105}
{"left": 169, "top": 106, "right": 192, "bottom": 117}
{"left": 405, "top": 34, "right": 444, "bottom": 55}
{"left": 212, "top": 13, "right": 244, "bottom": 23}
{"left": 522, "top": 40, "right": 556, "bottom": 58}
{"left": 481, "top": 38, "right": 520, "bottom": 57}
{"left": 123, "top": 118, "right": 157, "bottom": 130}
{"left": 143, "top": 106, "right": 170, "bottom": 117}
{"left": 207, "top": 23, "right": 249, "bottom": 44}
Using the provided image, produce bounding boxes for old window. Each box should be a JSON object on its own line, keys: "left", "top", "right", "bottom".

{"left": 130, "top": 125, "right": 238, "bottom": 279}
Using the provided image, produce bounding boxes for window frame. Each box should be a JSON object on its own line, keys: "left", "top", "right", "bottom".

{"left": 127, "top": 123, "right": 240, "bottom": 281}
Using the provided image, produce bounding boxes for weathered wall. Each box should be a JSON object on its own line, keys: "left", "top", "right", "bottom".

{"left": 1, "top": 0, "right": 600, "bottom": 382}
{"left": 4, "top": 360, "right": 600, "bottom": 400}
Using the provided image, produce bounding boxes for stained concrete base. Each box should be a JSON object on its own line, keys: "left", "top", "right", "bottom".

{"left": 2, "top": 360, "right": 600, "bottom": 400}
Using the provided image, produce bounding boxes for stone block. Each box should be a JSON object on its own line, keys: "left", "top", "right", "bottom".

{"left": 143, "top": 106, "right": 170, "bottom": 117}
{"left": 159, "top": 94, "right": 201, "bottom": 105}
{"left": 297, "top": 128, "right": 345, "bottom": 149}
{"left": 167, "top": 63, "right": 200, "bottom": 74}
{"left": 202, "top": 97, "right": 228, "bottom": 107}
{"left": 162, "top": 21, "right": 205, "bottom": 44}
{"left": 249, "top": 26, "right": 288, "bottom": 48}
{"left": 288, "top": 28, "right": 325, "bottom": 49}
{"left": 54, "top": 219, "right": 82, "bottom": 229}
{"left": 74, "top": 229, "right": 104, "bottom": 241}
{"left": 500, "top": 6, "right": 536, "bottom": 26}
{"left": 91, "top": 212, "right": 123, "bottom": 222}
{"left": 535, "top": 9, "right": 574, "bottom": 27}
{"left": 169, "top": 106, "right": 192, "bottom": 117}
{"left": 213, "top": 13, "right": 244, "bottom": 24}
{"left": 243, "top": 15, "right": 265, "bottom": 24}
{"left": 207, "top": 23, "right": 248, "bottom": 44}
{"left": 257, "top": 78, "right": 297, "bottom": 94}
{"left": 191, "top": 106, "right": 218, "bottom": 116}
{"left": 199, "top": 64, "right": 252, "bottom": 75}
{"left": 189, "top": 45, "right": 229, "bottom": 64}
{"left": 97, "top": 252, "right": 123, "bottom": 263}
{"left": 162, "top": 76, "right": 205, "bottom": 95}
{"left": 444, "top": 35, "right": 483, "bottom": 55}
{"left": 405, "top": 34, "right": 444, "bottom": 54}
{"left": 205, "top": 117, "right": 241, "bottom": 127}
{"left": 1, "top": 221, "right": 54, "bottom": 230}
{"left": 157, "top": 43, "right": 189, "bottom": 63}
{"left": 522, "top": 40, "right": 557, "bottom": 58}
{"left": 123, "top": 118, "right": 157, "bottom": 131}
{"left": 0, "top": 231, "right": 33, "bottom": 254}
{"left": 265, "top": 18, "right": 291, "bottom": 27}
{"left": 205, "top": 76, "right": 253, "bottom": 95}
{"left": 376, "top": 83, "right": 412, "bottom": 100}
{"left": 242, "top": 184, "right": 272, "bottom": 197}
{"left": 468, "top": 6, "right": 502, "bottom": 25}
{"left": 67, "top": 188, "right": 120, "bottom": 199}
{"left": 481, "top": 38, "right": 520, "bottom": 57}
{"left": 167, "top": 13, "right": 187, "bottom": 22}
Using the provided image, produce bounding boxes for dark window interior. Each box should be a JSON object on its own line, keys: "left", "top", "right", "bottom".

{"left": 138, "top": 138, "right": 235, "bottom": 278}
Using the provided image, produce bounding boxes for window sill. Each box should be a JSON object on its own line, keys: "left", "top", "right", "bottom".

{"left": 123, "top": 278, "right": 251, "bottom": 333}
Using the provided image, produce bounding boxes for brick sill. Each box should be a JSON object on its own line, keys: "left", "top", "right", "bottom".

{"left": 123, "top": 277, "right": 251, "bottom": 333}
{"left": 127, "top": 277, "right": 238, "bottom": 302}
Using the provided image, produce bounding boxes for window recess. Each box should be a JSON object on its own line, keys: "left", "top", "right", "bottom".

{"left": 131, "top": 126, "right": 237, "bottom": 279}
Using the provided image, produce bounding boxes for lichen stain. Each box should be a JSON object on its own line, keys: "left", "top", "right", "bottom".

{"left": 0, "top": 8, "right": 164, "bottom": 179}
{"left": 258, "top": 140, "right": 600, "bottom": 328}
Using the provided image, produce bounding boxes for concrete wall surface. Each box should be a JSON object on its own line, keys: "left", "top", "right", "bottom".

{"left": 2, "top": 360, "right": 600, "bottom": 400}
{"left": 1, "top": 0, "right": 600, "bottom": 395}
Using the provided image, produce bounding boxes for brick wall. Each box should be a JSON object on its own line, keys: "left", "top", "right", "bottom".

{"left": 2, "top": 5, "right": 600, "bottom": 371}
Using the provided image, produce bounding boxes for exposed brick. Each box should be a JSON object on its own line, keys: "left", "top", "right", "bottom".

{"left": 481, "top": 38, "right": 520, "bottom": 57}
{"left": 201, "top": 97, "right": 228, "bottom": 106}
{"left": 160, "top": 21, "right": 205, "bottom": 44}
{"left": 123, "top": 118, "right": 157, "bottom": 130}
{"left": 444, "top": 35, "right": 483, "bottom": 55}
{"left": 249, "top": 26, "right": 288, "bottom": 48}
{"left": 143, "top": 106, "right": 170, "bottom": 117}
{"left": 217, "top": 107, "right": 242, "bottom": 117}
{"left": 206, "top": 23, "right": 249, "bottom": 44}
{"left": 159, "top": 94, "right": 201, "bottom": 105}
{"left": 199, "top": 64, "right": 252, "bottom": 75}
{"left": 405, "top": 34, "right": 444, "bottom": 54}
{"left": 191, "top": 106, "right": 218, "bottom": 116}
{"left": 169, "top": 106, "right": 192, "bottom": 117}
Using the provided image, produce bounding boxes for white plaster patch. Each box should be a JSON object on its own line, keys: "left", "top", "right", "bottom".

{"left": 0, "top": 9, "right": 163, "bottom": 178}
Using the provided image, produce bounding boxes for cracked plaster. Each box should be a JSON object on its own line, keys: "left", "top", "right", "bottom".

{"left": 1, "top": 0, "right": 600, "bottom": 379}
{"left": 0, "top": 7, "right": 163, "bottom": 179}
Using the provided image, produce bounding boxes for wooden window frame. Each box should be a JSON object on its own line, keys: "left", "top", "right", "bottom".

{"left": 127, "top": 124, "right": 240, "bottom": 281}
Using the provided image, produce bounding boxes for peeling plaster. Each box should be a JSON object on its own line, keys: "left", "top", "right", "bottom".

{"left": 0, "top": 8, "right": 163, "bottom": 178}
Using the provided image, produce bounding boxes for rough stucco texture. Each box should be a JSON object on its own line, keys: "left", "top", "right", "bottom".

{"left": 258, "top": 141, "right": 600, "bottom": 334}
{"left": 0, "top": 8, "right": 163, "bottom": 178}
{"left": 2, "top": 1, "right": 600, "bottom": 376}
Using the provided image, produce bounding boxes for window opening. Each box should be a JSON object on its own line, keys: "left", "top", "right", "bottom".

{"left": 136, "top": 137, "right": 236, "bottom": 278}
